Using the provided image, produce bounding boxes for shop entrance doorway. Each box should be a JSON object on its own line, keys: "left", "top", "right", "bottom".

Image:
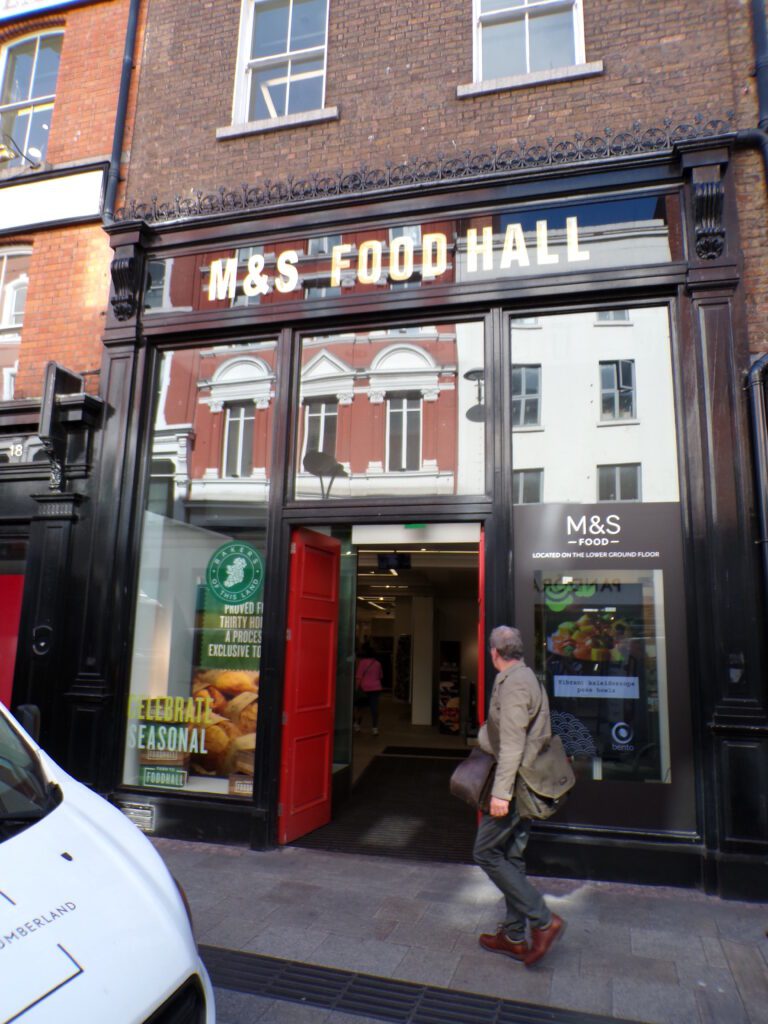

{"left": 0, "top": 538, "right": 27, "bottom": 708}
{"left": 280, "top": 523, "right": 483, "bottom": 859}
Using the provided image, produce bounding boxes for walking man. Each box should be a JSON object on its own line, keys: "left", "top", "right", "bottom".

{"left": 474, "top": 625, "right": 565, "bottom": 966}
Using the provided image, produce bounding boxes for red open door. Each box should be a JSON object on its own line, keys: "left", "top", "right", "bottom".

{"left": 278, "top": 528, "right": 341, "bottom": 844}
{"left": 0, "top": 575, "right": 24, "bottom": 708}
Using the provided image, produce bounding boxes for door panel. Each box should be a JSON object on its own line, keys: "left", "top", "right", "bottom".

{"left": 0, "top": 575, "right": 24, "bottom": 707}
{"left": 278, "top": 528, "right": 341, "bottom": 844}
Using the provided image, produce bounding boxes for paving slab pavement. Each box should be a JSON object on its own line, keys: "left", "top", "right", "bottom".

{"left": 151, "top": 838, "right": 768, "bottom": 1024}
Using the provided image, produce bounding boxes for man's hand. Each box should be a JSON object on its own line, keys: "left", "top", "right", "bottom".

{"left": 489, "top": 796, "right": 509, "bottom": 817}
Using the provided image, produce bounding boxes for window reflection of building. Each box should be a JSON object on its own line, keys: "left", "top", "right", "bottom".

{"left": 295, "top": 321, "right": 485, "bottom": 499}
{"left": 510, "top": 306, "right": 677, "bottom": 504}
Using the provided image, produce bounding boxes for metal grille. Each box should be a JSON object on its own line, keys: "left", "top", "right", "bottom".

{"left": 201, "top": 945, "right": 634, "bottom": 1024}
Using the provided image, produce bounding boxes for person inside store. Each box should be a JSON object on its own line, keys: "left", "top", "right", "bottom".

{"left": 354, "top": 643, "right": 384, "bottom": 736}
{"left": 474, "top": 624, "right": 565, "bottom": 966}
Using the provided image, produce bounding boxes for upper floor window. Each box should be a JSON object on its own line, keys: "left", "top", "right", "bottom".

{"left": 598, "top": 463, "right": 640, "bottom": 502}
{"left": 512, "top": 364, "right": 541, "bottom": 427}
{"left": 0, "top": 249, "right": 30, "bottom": 335}
{"left": 600, "top": 359, "right": 635, "bottom": 420}
{"left": 236, "top": 0, "right": 329, "bottom": 123}
{"left": 387, "top": 394, "right": 421, "bottom": 472}
{"left": 513, "top": 468, "right": 543, "bottom": 504}
{"left": 596, "top": 309, "right": 630, "bottom": 323}
{"left": 224, "top": 401, "right": 255, "bottom": 477}
{"left": 475, "top": 0, "right": 583, "bottom": 82}
{"left": 304, "top": 398, "right": 338, "bottom": 459}
{"left": 0, "top": 32, "right": 63, "bottom": 167}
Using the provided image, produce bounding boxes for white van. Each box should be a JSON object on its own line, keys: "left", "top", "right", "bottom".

{"left": 0, "top": 702, "right": 215, "bottom": 1024}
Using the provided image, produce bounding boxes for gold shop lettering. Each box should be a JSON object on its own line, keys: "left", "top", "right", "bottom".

{"left": 207, "top": 218, "right": 590, "bottom": 300}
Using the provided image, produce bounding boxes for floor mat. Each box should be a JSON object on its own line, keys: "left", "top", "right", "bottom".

{"left": 291, "top": 753, "right": 477, "bottom": 863}
{"left": 380, "top": 746, "right": 467, "bottom": 757}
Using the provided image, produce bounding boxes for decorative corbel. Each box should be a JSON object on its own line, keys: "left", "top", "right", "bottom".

{"left": 694, "top": 180, "right": 726, "bottom": 260}
{"left": 110, "top": 254, "right": 142, "bottom": 321}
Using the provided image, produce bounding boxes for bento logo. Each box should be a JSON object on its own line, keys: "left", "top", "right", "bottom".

{"left": 206, "top": 542, "right": 264, "bottom": 603}
{"left": 611, "top": 721, "right": 635, "bottom": 751}
{"left": 566, "top": 514, "right": 621, "bottom": 546}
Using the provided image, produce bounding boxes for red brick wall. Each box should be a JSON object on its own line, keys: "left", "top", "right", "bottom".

{"left": 14, "top": 224, "right": 111, "bottom": 398}
{"left": 121, "top": 0, "right": 768, "bottom": 353}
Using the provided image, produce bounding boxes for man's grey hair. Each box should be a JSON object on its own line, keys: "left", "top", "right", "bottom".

{"left": 489, "top": 625, "right": 524, "bottom": 661}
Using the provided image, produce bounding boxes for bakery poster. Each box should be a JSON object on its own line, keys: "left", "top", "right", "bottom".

{"left": 128, "top": 541, "right": 263, "bottom": 795}
{"left": 533, "top": 574, "right": 661, "bottom": 781}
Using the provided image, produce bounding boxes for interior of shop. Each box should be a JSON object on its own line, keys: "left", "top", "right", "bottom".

{"left": 292, "top": 524, "right": 481, "bottom": 861}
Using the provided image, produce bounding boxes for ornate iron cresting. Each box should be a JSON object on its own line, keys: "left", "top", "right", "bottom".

{"left": 110, "top": 254, "right": 142, "bottom": 321}
{"left": 694, "top": 180, "right": 726, "bottom": 260}
{"left": 115, "top": 114, "right": 735, "bottom": 226}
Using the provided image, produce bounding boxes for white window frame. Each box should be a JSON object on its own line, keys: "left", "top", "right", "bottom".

{"left": 386, "top": 394, "right": 422, "bottom": 473}
{"left": 302, "top": 397, "right": 338, "bottom": 460}
{"left": 0, "top": 31, "right": 63, "bottom": 166}
{"left": 473, "top": 0, "right": 585, "bottom": 84}
{"left": 0, "top": 248, "right": 30, "bottom": 333}
{"left": 232, "top": 0, "right": 330, "bottom": 125}
{"left": 595, "top": 309, "right": 631, "bottom": 324}
{"left": 223, "top": 400, "right": 256, "bottom": 478}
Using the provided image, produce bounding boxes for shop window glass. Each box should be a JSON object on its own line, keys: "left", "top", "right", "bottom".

{"left": 512, "top": 364, "right": 541, "bottom": 426}
{"left": 476, "top": 0, "right": 582, "bottom": 82}
{"left": 600, "top": 360, "right": 635, "bottom": 420}
{"left": 237, "top": 0, "right": 329, "bottom": 122}
{"left": 511, "top": 307, "right": 694, "bottom": 831}
{"left": 0, "top": 32, "right": 62, "bottom": 166}
{"left": 123, "top": 342, "right": 276, "bottom": 798}
{"left": 294, "top": 321, "right": 486, "bottom": 499}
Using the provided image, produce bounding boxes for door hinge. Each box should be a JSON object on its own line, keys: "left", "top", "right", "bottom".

{"left": 286, "top": 628, "right": 291, "bottom": 641}
{"left": 278, "top": 804, "right": 283, "bottom": 817}
{"left": 290, "top": 542, "right": 296, "bottom": 555}
{"left": 282, "top": 712, "right": 288, "bottom": 725}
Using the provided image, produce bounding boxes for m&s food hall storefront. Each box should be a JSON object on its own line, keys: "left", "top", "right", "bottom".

{"left": 88, "top": 123, "right": 767, "bottom": 898}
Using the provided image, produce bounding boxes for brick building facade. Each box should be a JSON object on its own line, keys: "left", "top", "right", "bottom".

{"left": 5, "top": 0, "right": 768, "bottom": 899}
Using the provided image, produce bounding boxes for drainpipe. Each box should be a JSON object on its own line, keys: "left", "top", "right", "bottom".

{"left": 747, "top": 354, "right": 768, "bottom": 608}
{"left": 102, "top": 0, "right": 141, "bottom": 221}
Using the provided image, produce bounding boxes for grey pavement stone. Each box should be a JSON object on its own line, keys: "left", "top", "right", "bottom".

{"left": 390, "top": 947, "right": 462, "bottom": 987}
{"left": 564, "top": 918, "right": 633, "bottom": 956}
{"left": 721, "top": 939, "right": 768, "bottom": 1002}
{"left": 714, "top": 905, "right": 768, "bottom": 945}
{"left": 388, "top": 914, "right": 469, "bottom": 953}
{"left": 700, "top": 935, "right": 730, "bottom": 969}
{"left": 695, "top": 985, "right": 749, "bottom": 1024}
{"left": 213, "top": 988, "right": 280, "bottom": 1023}
{"left": 745, "top": 996, "right": 768, "bottom": 1024}
{"left": 676, "top": 962, "right": 741, "bottom": 997}
{"left": 322, "top": 1014, "right": 388, "bottom": 1024}
{"left": 303, "top": 933, "right": 410, "bottom": 976}
{"left": 549, "top": 971, "right": 613, "bottom": 1016}
{"left": 630, "top": 927, "right": 708, "bottom": 964}
{"left": 373, "top": 895, "right": 429, "bottom": 923}
{"left": 611, "top": 977, "right": 700, "bottom": 1024}
{"left": 449, "top": 951, "right": 553, "bottom": 1002}
{"left": 579, "top": 949, "right": 679, "bottom": 983}
{"left": 197, "top": 902, "right": 282, "bottom": 947}
{"left": 242, "top": 924, "right": 330, "bottom": 961}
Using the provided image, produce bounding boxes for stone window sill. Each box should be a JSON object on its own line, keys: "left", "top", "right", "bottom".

{"left": 216, "top": 106, "right": 339, "bottom": 141}
{"left": 457, "top": 61, "right": 604, "bottom": 99}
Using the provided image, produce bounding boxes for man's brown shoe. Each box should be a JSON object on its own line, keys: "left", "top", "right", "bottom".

{"left": 524, "top": 914, "right": 565, "bottom": 966}
{"left": 478, "top": 928, "right": 529, "bottom": 962}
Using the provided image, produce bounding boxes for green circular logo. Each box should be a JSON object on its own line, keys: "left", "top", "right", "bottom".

{"left": 206, "top": 542, "right": 264, "bottom": 602}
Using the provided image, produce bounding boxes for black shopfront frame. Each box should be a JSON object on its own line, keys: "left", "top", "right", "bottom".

{"left": 79, "top": 136, "right": 767, "bottom": 898}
